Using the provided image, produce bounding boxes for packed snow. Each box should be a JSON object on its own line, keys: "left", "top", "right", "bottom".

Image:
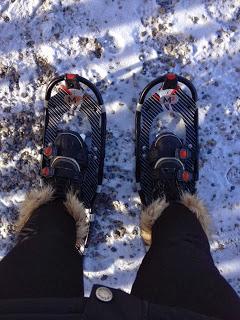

{"left": 0, "top": 0, "right": 240, "bottom": 296}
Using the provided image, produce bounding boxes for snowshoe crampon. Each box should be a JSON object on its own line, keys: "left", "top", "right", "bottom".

{"left": 40, "top": 74, "right": 106, "bottom": 253}
{"left": 135, "top": 73, "right": 198, "bottom": 206}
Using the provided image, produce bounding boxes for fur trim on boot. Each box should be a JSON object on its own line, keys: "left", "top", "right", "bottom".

{"left": 181, "top": 193, "right": 211, "bottom": 238}
{"left": 140, "top": 197, "right": 168, "bottom": 246}
{"left": 64, "top": 191, "right": 88, "bottom": 249}
{"left": 140, "top": 193, "right": 211, "bottom": 246}
{"left": 16, "top": 187, "right": 88, "bottom": 251}
{"left": 16, "top": 185, "right": 55, "bottom": 232}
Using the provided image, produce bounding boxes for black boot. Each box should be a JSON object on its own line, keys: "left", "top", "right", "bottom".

{"left": 40, "top": 130, "right": 88, "bottom": 200}
{"left": 149, "top": 132, "right": 193, "bottom": 202}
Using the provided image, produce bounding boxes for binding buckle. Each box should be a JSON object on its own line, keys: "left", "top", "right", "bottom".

{"left": 40, "top": 166, "right": 54, "bottom": 177}
{"left": 178, "top": 170, "right": 192, "bottom": 182}
{"left": 40, "top": 144, "right": 56, "bottom": 159}
{"left": 176, "top": 147, "right": 191, "bottom": 161}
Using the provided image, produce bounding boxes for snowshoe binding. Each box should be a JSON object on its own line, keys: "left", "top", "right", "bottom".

{"left": 40, "top": 73, "right": 106, "bottom": 253}
{"left": 135, "top": 73, "right": 198, "bottom": 205}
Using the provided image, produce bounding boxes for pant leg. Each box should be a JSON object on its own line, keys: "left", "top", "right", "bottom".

{"left": 0, "top": 199, "right": 84, "bottom": 299}
{"left": 131, "top": 203, "right": 240, "bottom": 320}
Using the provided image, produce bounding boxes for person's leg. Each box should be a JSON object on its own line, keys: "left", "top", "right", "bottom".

{"left": 0, "top": 187, "right": 86, "bottom": 299}
{"left": 131, "top": 196, "right": 240, "bottom": 320}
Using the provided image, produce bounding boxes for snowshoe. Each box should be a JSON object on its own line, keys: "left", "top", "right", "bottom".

{"left": 135, "top": 73, "right": 198, "bottom": 206}
{"left": 40, "top": 73, "right": 106, "bottom": 253}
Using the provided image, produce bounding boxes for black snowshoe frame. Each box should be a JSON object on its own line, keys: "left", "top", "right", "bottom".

{"left": 40, "top": 74, "right": 106, "bottom": 252}
{"left": 136, "top": 74, "right": 198, "bottom": 206}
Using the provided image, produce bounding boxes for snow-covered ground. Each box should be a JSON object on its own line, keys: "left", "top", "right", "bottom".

{"left": 0, "top": 0, "right": 240, "bottom": 296}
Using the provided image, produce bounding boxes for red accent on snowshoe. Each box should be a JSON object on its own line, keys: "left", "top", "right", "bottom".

{"left": 153, "top": 93, "right": 160, "bottom": 101}
{"left": 59, "top": 85, "right": 71, "bottom": 94}
{"left": 166, "top": 73, "right": 176, "bottom": 80}
{"left": 66, "top": 74, "right": 77, "bottom": 80}
{"left": 182, "top": 170, "right": 191, "bottom": 182}
{"left": 43, "top": 146, "right": 53, "bottom": 157}
{"left": 170, "top": 86, "right": 180, "bottom": 95}
{"left": 179, "top": 148, "right": 188, "bottom": 160}
{"left": 41, "top": 167, "right": 50, "bottom": 176}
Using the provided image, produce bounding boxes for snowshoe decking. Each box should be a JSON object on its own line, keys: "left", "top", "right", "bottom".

{"left": 40, "top": 74, "right": 106, "bottom": 253}
{"left": 135, "top": 73, "right": 198, "bottom": 206}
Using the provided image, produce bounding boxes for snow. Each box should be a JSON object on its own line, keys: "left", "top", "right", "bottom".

{"left": 0, "top": 0, "right": 240, "bottom": 297}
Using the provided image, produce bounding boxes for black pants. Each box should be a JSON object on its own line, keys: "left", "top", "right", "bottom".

{"left": 0, "top": 200, "right": 239, "bottom": 319}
